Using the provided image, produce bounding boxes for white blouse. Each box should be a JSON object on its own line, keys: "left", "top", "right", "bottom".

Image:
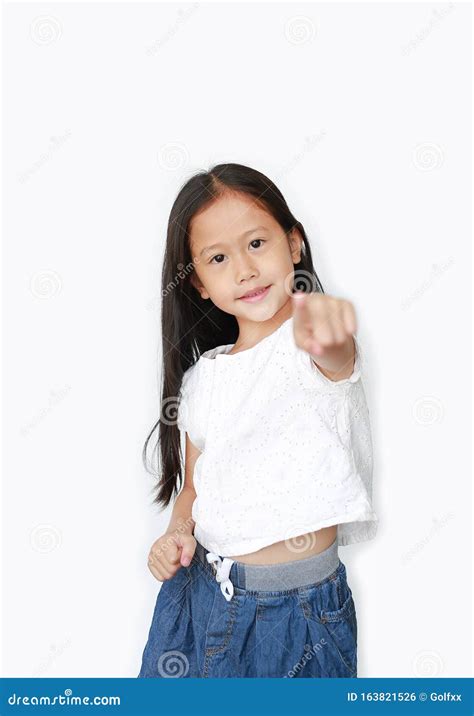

{"left": 177, "top": 315, "right": 378, "bottom": 557}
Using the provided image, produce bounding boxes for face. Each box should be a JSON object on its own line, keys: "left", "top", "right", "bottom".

{"left": 188, "top": 192, "right": 303, "bottom": 323}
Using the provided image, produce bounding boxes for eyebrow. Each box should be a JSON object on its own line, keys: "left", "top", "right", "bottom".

{"left": 199, "top": 226, "right": 268, "bottom": 257}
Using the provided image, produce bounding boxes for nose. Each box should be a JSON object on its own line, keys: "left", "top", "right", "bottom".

{"left": 235, "top": 255, "right": 258, "bottom": 284}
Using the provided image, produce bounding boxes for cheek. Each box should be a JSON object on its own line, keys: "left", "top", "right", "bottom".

{"left": 205, "top": 273, "right": 234, "bottom": 299}
{"left": 269, "top": 239, "right": 292, "bottom": 261}
{"left": 271, "top": 250, "right": 296, "bottom": 277}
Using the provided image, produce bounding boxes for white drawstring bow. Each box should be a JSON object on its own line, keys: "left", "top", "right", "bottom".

{"left": 206, "top": 552, "right": 235, "bottom": 601}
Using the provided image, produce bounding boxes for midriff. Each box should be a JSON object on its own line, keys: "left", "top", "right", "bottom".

{"left": 227, "top": 524, "right": 338, "bottom": 565}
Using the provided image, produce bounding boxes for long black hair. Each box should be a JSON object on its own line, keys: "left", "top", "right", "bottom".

{"left": 142, "top": 163, "right": 325, "bottom": 508}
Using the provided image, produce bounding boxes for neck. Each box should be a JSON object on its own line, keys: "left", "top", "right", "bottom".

{"left": 230, "top": 300, "right": 293, "bottom": 352}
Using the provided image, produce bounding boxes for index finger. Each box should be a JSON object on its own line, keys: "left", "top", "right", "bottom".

{"left": 292, "top": 291, "right": 319, "bottom": 333}
{"left": 291, "top": 291, "right": 312, "bottom": 321}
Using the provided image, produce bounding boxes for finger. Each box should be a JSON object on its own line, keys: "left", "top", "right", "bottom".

{"left": 311, "top": 308, "right": 335, "bottom": 347}
{"left": 148, "top": 564, "right": 166, "bottom": 582}
{"left": 329, "top": 303, "right": 348, "bottom": 344}
{"left": 291, "top": 292, "right": 313, "bottom": 328}
{"left": 161, "top": 539, "right": 182, "bottom": 567}
{"left": 293, "top": 294, "right": 328, "bottom": 352}
{"left": 174, "top": 533, "right": 196, "bottom": 567}
{"left": 151, "top": 537, "right": 181, "bottom": 571}
{"left": 148, "top": 542, "right": 178, "bottom": 578}
{"left": 148, "top": 556, "right": 173, "bottom": 581}
{"left": 302, "top": 335, "right": 325, "bottom": 356}
{"left": 341, "top": 300, "right": 357, "bottom": 335}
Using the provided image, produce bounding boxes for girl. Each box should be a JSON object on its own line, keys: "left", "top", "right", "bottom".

{"left": 138, "top": 163, "right": 378, "bottom": 678}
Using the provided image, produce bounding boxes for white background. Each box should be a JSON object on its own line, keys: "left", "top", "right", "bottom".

{"left": 2, "top": 1, "right": 472, "bottom": 678}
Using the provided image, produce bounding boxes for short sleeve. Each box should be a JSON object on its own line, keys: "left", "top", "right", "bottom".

{"left": 176, "top": 364, "right": 206, "bottom": 451}
{"left": 177, "top": 368, "right": 193, "bottom": 435}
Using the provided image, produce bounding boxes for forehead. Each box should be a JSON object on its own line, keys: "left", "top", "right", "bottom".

{"left": 189, "top": 193, "right": 277, "bottom": 248}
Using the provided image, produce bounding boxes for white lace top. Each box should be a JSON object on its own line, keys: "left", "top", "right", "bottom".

{"left": 177, "top": 315, "right": 378, "bottom": 556}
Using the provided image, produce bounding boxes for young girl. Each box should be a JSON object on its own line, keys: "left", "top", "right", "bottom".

{"left": 138, "top": 163, "right": 378, "bottom": 679}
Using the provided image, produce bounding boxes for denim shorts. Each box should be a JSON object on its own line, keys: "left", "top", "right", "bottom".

{"left": 138, "top": 534, "right": 357, "bottom": 678}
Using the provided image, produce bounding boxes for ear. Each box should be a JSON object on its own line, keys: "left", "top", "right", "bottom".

{"left": 288, "top": 228, "right": 304, "bottom": 264}
{"left": 190, "top": 272, "right": 210, "bottom": 300}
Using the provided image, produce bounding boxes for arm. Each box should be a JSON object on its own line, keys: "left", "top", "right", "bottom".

{"left": 166, "top": 433, "right": 200, "bottom": 536}
{"left": 147, "top": 434, "right": 200, "bottom": 578}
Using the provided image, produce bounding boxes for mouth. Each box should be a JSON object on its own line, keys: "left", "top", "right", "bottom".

{"left": 237, "top": 285, "right": 272, "bottom": 302}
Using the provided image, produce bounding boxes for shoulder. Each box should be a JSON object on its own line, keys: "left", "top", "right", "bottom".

{"left": 177, "top": 360, "right": 210, "bottom": 450}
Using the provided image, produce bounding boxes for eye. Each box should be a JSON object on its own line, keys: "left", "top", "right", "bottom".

{"left": 208, "top": 239, "right": 266, "bottom": 265}
{"left": 209, "top": 254, "right": 225, "bottom": 264}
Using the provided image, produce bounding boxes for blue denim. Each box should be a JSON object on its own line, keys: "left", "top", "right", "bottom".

{"left": 138, "top": 536, "right": 357, "bottom": 678}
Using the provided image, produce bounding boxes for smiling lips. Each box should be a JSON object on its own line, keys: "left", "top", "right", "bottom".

{"left": 238, "top": 285, "right": 271, "bottom": 302}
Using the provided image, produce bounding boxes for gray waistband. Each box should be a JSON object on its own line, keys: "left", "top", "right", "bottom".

{"left": 194, "top": 535, "right": 340, "bottom": 592}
